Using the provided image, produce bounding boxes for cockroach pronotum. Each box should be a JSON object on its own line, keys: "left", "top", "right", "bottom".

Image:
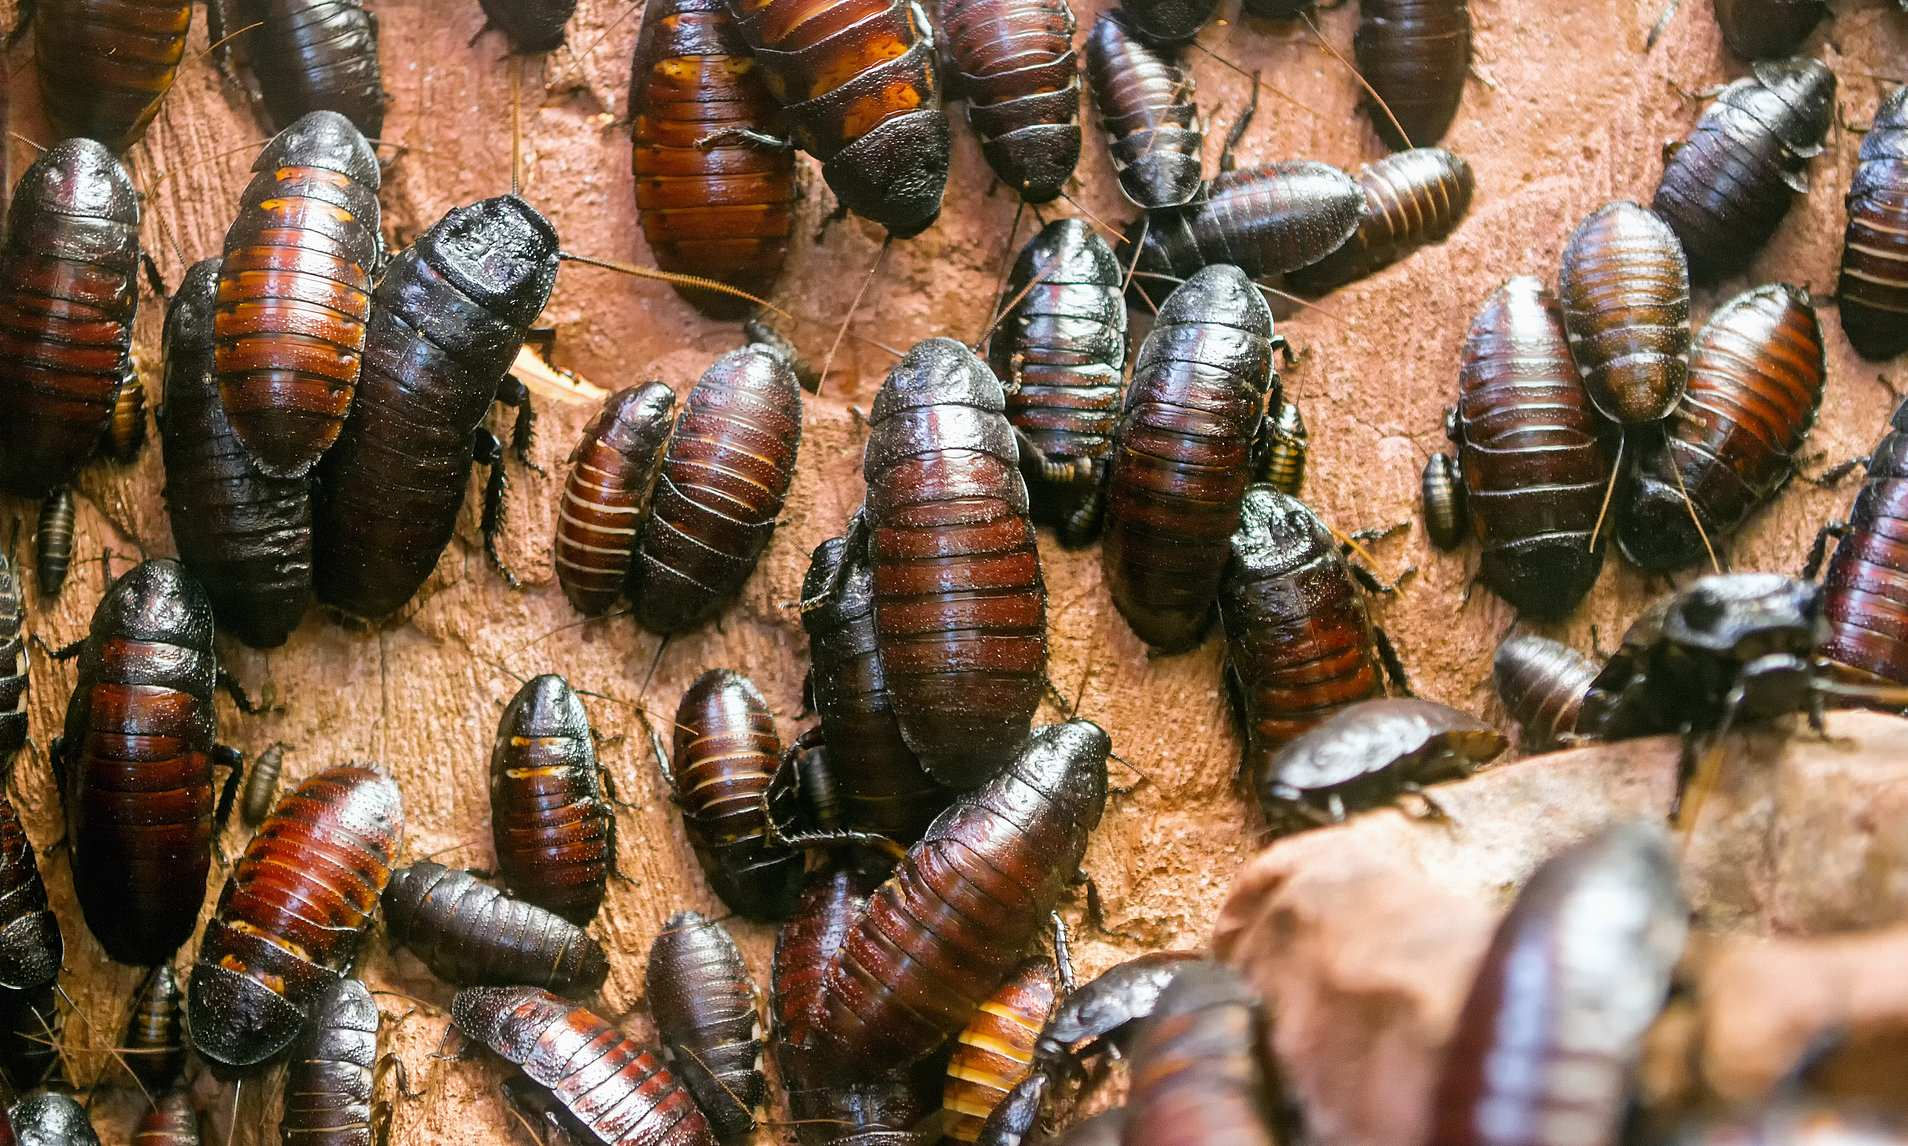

{"left": 314, "top": 195, "right": 559, "bottom": 619}
{"left": 8, "top": 1093, "right": 99, "bottom": 1146}
{"left": 1120, "top": 964, "right": 1279, "bottom": 1146}
{"left": 1817, "top": 400, "right": 1908, "bottom": 685}
{"left": 104, "top": 376, "right": 148, "bottom": 463}
{"left": 1286, "top": 148, "right": 1476, "bottom": 293}
{"left": 240, "top": 742, "right": 287, "bottom": 828}
{"left": 1838, "top": 86, "right": 1908, "bottom": 361}
{"left": 214, "top": 111, "right": 383, "bottom": 480}
{"left": 1619, "top": 283, "right": 1824, "bottom": 572}
{"left": 942, "top": 959, "right": 1058, "bottom": 1144}
{"left": 1420, "top": 451, "right": 1466, "bottom": 550}
{"left": 382, "top": 861, "right": 609, "bottom": 994}
{"left": 0, "top": 554, "right": 23, "bottom": 765}
{"left": 480, "top": 0, "right": 579, "bottom": 50}
{"left": 646, "top": 911, "right": 763, "bottom": 1142}
{"left": 0, "top": 140, "right": 140, "bottom": 499}
{"left": 0, "top": 987, "right": 61, "bottom": 1089}
{"left": 1354, "top": 0, "right": 1471, "bottom": 147}
{"left": 1260, "top": 399, "right": 1307, "bottom": 497}
{"left": 1713, "top": 0, "right": 1826, "bottom": 59}
{"left": 188, "top": 764, "right": 403, "bottom": 1069}
{"left": 939, "top": 0, "right": 1081, "bottom": 203}
{"left": 124, "top": 965, "right": 186, "bottom": 1091}
{"left": 209, "top": 0, "right": 386, "bottom": 137}
{"left": 132, "top": 1090, "right": 198, "bottom": 1146}
{"left": 279, "top": 977, "right": 382, "bottom": 1146}
{"left": 628, "top": 0, "right": 797, "bottom": 315}
{"left": 1427, "top": 824, "right": 1687, "bottom": 1146}
{"left": 990, "top": 219, "right": 1128, "bottom": 546}
{"left": 1118, "top": 161, "right": 1366, "bottom": 288}
{"left": 554, "top": 383, "right": 677, "bottom": 616}
{"left": 160, "top": 259, "right": 314, "bottom": 649}
{"left": 1103, "top": 265, "right": 1282, "bottom": 653}
{"left": 1652, "top": 58, "right": 1835, "bottom": 281}
{"left": 490, "top": 674, "right": 614, "bottom": 925}
{"left": 32, "top": 491, "right": 74, "bottom": 600}
{"left": 0, "top": 788, "right": 60, "bottom": 992}
{"left": 1492, "top": 633, "right": 1597, "bottom": 753}
{"left": 1084, "top": 13, "right": 1203, "bottom": 210}
{"left": 32, "top": 0, "right": 192, "bottom": 152}
{"left": 1556, "top": 201, "right": 1691, "bottom": 427}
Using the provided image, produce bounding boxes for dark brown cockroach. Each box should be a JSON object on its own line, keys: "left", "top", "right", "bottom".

{"left": 1084, "top": 13, "right": 1202, "bottom": 210}
{"left": 1838, "top": 86, "right": 1908, "bottom": 361}
{"left": 724, "top": 0, "right": 948, "bottom": 236}
{"left": 32, "top": 492, "right": 73, "bottom": 601}
{"left": 1652, "top": 58, "right": 1835, "bottom": 281}
{"left": 8, "top": 1092, "right": 98, "bottom": 1146}
{"left": 0, "top": 554, "right": 23, "bottom": 765}
{"left": 646, "top": 911, "right": 763, "bottom": 1142}
{"left": 453, "top": 986, "right": 719, "bottom": 1146}
{"left": 989, "top": 219, "right": 1128, "bottom": 547}
{"left": 1619, "top": 283, "right": 1825, "bottom": 572}
{"left": 1286, "top": 148, "right": 1476, "bottom": 293}
{"left": 53, "top": 558, "right": 241, "bottom": 968}
{"left": 1240, "top": 0, "right": 1315, "bottom": 15}
{"left": 0, "top": 140, "right": 140, "bottom": 499}
{"left": 31, "top": 0, "right": 192, "bottom": 152}
{"left": 1817, "top": 400, "right": 1908, "bottom": 686}
{"left": 1260, "top": 399, "right": 1307, "bottom": 497}
{"left": 239, "top": 742, "right": 287, "bottom": 828}
{"left": 314, "top": 195, "right": 559, "bottom": 619}
{"left": 1121, "top": 964, "right": 1279, "bottom": 1146}
{"left": 132, "top": 1090, "right": 198, "bottom": 1146}
{"left": 489, "top": 674, "right": 613, "bottom": 925}
{"left": 382, "top": 861, "right": 609, "bottom": 994}
{"left": 1353, "top": 0, "right": 1471, "bottom": 148}
{"left": 0, "top": 987, "right": 61, "bottom": 1090}
{"left": 1420, "top": 451, "right": 1466, "bottom": 551}
{"left": 1556, "top": 201, "right": 1691, "bottom": 427}
{"left": 1427, "top": 824, "right": 1687, "bottom": 1146}
{"left": 555, "top": 383, "right": 677, "bottom": 616}
{"left": 0, "top": 788, "right": 59, "bottom": 993}
{"left": 1118, "top": 161, "right": 1366, "bottom": 288}
{"left": 1492, "top": 634, "right": 1596, "bottom": 753}
{"left": 942, "top": 959, "right": 1058, "bottom": 1143}
{"left": 123, "top": 966, "right": 185, "bottom": 1091}
{"left": 279, "top": 977, "right": 382, "bottom": 1146}
{"left": 480, "top": 0, "right": 578, "bottom": 50}
{"left": 104, "top": 376, "right": 148, "bottom": 464}
{"left": 939, "top": 0, "right": 1081, "bottom": 203}
{"left": 1102, "top": 265, "right": 1282, "bottom": 653}
{"left": 1713, "top": 0, "right": 1826, "bottom": 59}
{"left": 629, "top": 0, "right": 797, "bottom": 315}
{"left": 1452, "top": 276, "right": 1614, "bottom": 617}
{"left": 160, "top": 259, "right": 314, "bottom": 649}
{"left": 188, "top": 764, "right": 403, "bottom": 1070}
{"left": 1119, "top": 0, "right": 1219, "bottom": 43}
{"left": 214, "top": 111, "right": 382, "bottom": 480}
{"left": 209, "top": 0, "right": 386, "bottom": 137}
{"left": 819, "top": 720, "right": 1109, "bottom": 1064}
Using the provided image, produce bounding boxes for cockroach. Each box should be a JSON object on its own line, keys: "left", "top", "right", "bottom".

{"left": 239, "top": 742, "right": 287, "bottom": 828}
{"left": 819, "top": 719, "right": 1109, "bottom": 1064}
{"left": 188, "top": 764, "right": 403, "bottom": 1070}
{"left": 723, "top": 0, "right": 948, "bottom": 236}
{"left": 132, "top": 1091, "right": 198, "bottom": 1146}
{"left": 1260, "top": 400, "right": 1307, "bottom": 497}
{"left": 942, "top": 959, "right": 1058, "bottom": 1144}
{"left": 1652, "top": 58, "right": 1835, "bottom": 281}
{"left": 1420, "top": 451, "right": 1465, "bottom": 551}
{"left": 31, "top": 0, "right": 192, "bottom": 152}
{"left": 159, "top": 259, "right": 314, "bottom": 649}
{"left": 1121, "top": 964, "right": 1279, "bottom": 1146}
{"left": 52, "top": 558, "right": 240, "bottom": 968}
{"left": 1256, "top": 697, "right": 1505, "bottom": 834}
{"left": 123, "top": 966, "right": 185, "bottom": 1092}
{"left": 628, "top": 0, "right": 797, "bottom": 315}
{"left": 1452, "top": 276, "right": 1613, "bottom": 617}
{"left": 1492, "top": 634, "right": 1596, "bottom": 753}
{"left": 452, "top": 986, "right": 719, "bottom": 1146}
{"left": 1427, "top": 824, "right": 1687, "bottom": 1146}
{"left": 208, "top": 0, "right": 386, "bottom": 137}
{"left": 939, "top": 0, "right": 1081, "bottom": 203}
{"left": 381, "top": 862, "right": 608, "bottom": 995}
{"left": 1118, "top": 161, "right": 1366, "bottom": 287}
{"left": 646, "top": 911, "right": 763, "bottom": 1143}
{"left": 0, "top": 140, "right": 140, "bottom": 499}
{"left": 0, "top": 554, "right": 23, "bottom": 765}
{"left": 1102, "top": 265, "right": 1282, "bottom": 653}
{"left": 1286, "top": 148, "right": 1476, "bottom": 293}
{"left": 0, "top": 790, "right": 58, "bottom": 993}
{"left": 1837, "top": 86, "right": 1908, "bottom": 361}
{"left": 278, "top": 978, "right": 382, "bottom": 1146}
{"left": 1353, "top": 0, "right": 1471, "bottom": 148}
{"left": 480, "top": 0, "right": 578, "bottom": 50}
{"left": 104, "top": 376, "right": 148, "bottom": 464}
{"left": 8, "top": 1092, "right": 98, "bottom": 1146}
{"left": 1817, "top": 400, "right": 1908, "bottom": 684}
{"left": 314, "top": 194, "right": 559, "bottom": 620}
{"left": 0, "top": 988, "right": 61, "bottom": 1090}
{"left": 555, "top": 383, "right": 677, "bottom": 616}
{"left": 31, "top": 492, "right": 73, "bottom": 601}
{"left": 1556, "top": 201, "right": 1691, "bottom": 427}
{"left": 490, "top": 674, "right": 613, "bottom": 925}
{"left": 1619, "top": 283, "right": 1824, "bottom": 572}
{"left": 1084, "top": 13, "right": 1203, "bottom": 210}
{"left": 989, "top": 219, "right": 1127, "bottom": 547}
{"left": 1713, "top": 0, "right": 1826, "bottom": 59}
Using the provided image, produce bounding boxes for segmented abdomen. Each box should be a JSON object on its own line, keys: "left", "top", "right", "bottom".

{"left": 941, "top": 0, "right": 1081, "bottom": 203}
{"left": 251, "top": 0, "right": 387, "bottom": 137}
{"left": 34, "top": 0, "right": 191, "bottom": 151}
{"left": 1822, "top": 412, "right": 1908, "bottom": 686}
{"left": 488, "top": 674, "right": 612, "bottom": 925}
{"left": 555, "top": 383, "right": 677, "bottom": 615}
{"left": 106, "top": 374, "right": 148, "bottom": 462}
{"left": 0, "top": 788, "right": 60, "bottom": 992}
{"left": 279, "top": 979, "right": 378, "bottom": 1146}
{"left": 1084, "top": 13, "right": 1201, "bottom": 209}
{"left": 1352, "top": 0, "right": 1470, "bottom": 147}
{"left": 647, "top": 911, "right": 763, "bottom": 1142}
{"left": 1124, "top": 161, "right": 1365, "bottom": 286}
{"left": 124, "top": 964, "right": 185, "bottom": 1091}
{"left": 1121, "top": 966, "right": 1277, "bottom": 1146}
{"left": 941, "top": 959, "right": 1057, "bottom": 1143}
{"left": 382, "top": 862, "right": 609, "bottom": 994}
{"left": 131, "top": 1091, "right": 198, "bottom": 1146}
{"left": 1839, "top": 87, "right": 1908, "bottom": 360}
{"left": 1287, "top": 148, "right": 1474, "bottom": 292}
{"left": 34, "top": 490, "right": 75, "bottom": 598}
{"left": 1555, "top": 201, "right": 1690, "bottom": 426}
{"left": 1492, "top": 634, "right": 1595, "bottom": 752}
{"left": 670, "top": 670, "right": 802, "bottom": 920}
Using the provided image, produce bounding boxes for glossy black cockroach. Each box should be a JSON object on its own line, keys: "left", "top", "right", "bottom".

{"left": 8, "top": 1092, "right": 99, "bottom": 1146}
{"left": 240, "top": 742, "right": 288, "bottom": 828}
{"left": 382, "top": 862, "right": 608, "bottom": 995}
{"left": 32, "top": 492, "right": 73, "bottom": 601}
{"left": 646, "top": 911, "right": 763, "bottom": 1143}
{"left": 1084, "top": 13, "right": 1202, "bottom": 210}
{"left": 278, "top": 978, "right": 383, "bottom": 1146}
{"left": 160, "top": 259, "right": 314, "bottom": 649}
{"left": 1713, "top": 0, "right": 1826, "bottom": 59}
{"left": 0, "top": 554, "right": 23, "bottom": 765}
{"left": 1119, "top": 161, "right": 1366, "bottom": 288}
{"left": 939, "top": 0, "right": 1081, "bottom": 203}
{"left": 132, "top": 1090, "right": 199, "bottom": 1146}
{"left": 1620, "top": 283, "right": 1824, "bottom": 572}
{"left": 0, "top": 140, "right": 140, "bottom": 499}
{"left": 188, "top": 764, "right": 403, "bottom": 1070}
{"left": 314, "top": 195, "right": 559, "bottom": 620}
{"left": 1816, "top": 399, "right": 1908, "bottom": 685}
{"left": 209, "top": 0, "right": 386, "bottom": 137}
{"left": 0, "top": 788, "right": 59, "bottom": 992}
{"left": 1420, "top": 451, "right": 1465, "bottom": 550}
{"left": 31, "top": 0, "right": 192, "bottom": 152}
{"left": 1260, "top": 400, "right": 1307, "bottom": 497}
{"left": 1556, "top": 201, "right": 1691, "bottom": 427}
{"left": 1428, "top": 824, "right": 1686, "bottom": 1146}
{"left": 1838, "top": 86, "right": 1908, "bottom": 361}
{"left": 1119, "top": 0, "right": 1219, "bottom": 43}
{"left": 1652, "top": 58, "right": 1835, "bottom": 281}
{"left": 555, "top": 383, "right": 676, "bottom": 616}
{"left": 123, "top": 965, "right": 185, "bottom": 1091}
{"left": 989, "top": 219, "right": 1127, "bottom": 547}
{"left": 0, "top": 987, "right": 61, "bottom": 1090}
{"left": 1122, "top": 963, "right": 1280, "bottom": 1146}
{"left": 1287, "top": 148, "right": 1475, "bottom": 293}
{"left": 1492, "top": 634, "right": 1597, "bottom": 753}
{"left": 1103, "top": 265, "right": 1282, "bottom": 653}
{"left": 104, "top": 376, "right": 148, "bottom": 464}
{"left": 479, "top": 0, "right": 578, "bottom": 50}
{"left": 490, "top": 674, "right": 614, "bottom": 925}
{"left": 942, "top": 959, "right": 1057, "bottom": 1144}
{"left": 1354, "top": 0, "right": 1471, "bottom": 148}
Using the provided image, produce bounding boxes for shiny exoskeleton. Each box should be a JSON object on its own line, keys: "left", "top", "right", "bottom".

{"left": 489, "top": 674, "right": 613, "bottom": 925}
{"left": 1119, "top": 0, "right": 1218, "bottom": 42}
{"left": 1121, "top": 964, "right": 1279, "bottom": 1146}
{"left": 132, "top": 1091, "right": 198, "bottom": 1146}
{"left": 0, "top": 555, "right": 23, "bottom": 764}
{"left": 939, "top": 0, "right": 1081, "bottom": 203}
{"left": 1838, "top": 86, "right": 1908, "bottom": 361}
{"left": 160, "top": 259, "right": 314, "bottom": 649}
{"left": 1260, "top": 400, "right": 1307, "bottom": 496}
{"left": 1420, "top": 451, "right": 1465, "bottom": 550}
{"left": 942, "top": 959, "right": 1057, "bottom": 1143}
{"left": 480, "top": 0, "right": 578, "bottom": 50}
{"left": 1119, "top": 161, "right": 1366, "bottom": 288}
{"left": 123, "top": 965, "right": 185, "bottom": 1091}
{"left": 1492, "top": 634, "right": 1597, "bottom": 752}
{"left": 0, "top": 789, "right": 58, "bottom": 992}
{"left": 1084, "top": 13, "right": 1202, "bottom": 210}
{"left": 1818, "top": 400, "right": 1908, "bottom": 684}
{"left": 0, "top": 988, "right": 61, "bottom": 1089}
{"left": 8, "top": 1093, "right": 98, "bottom": 1146}
{"left": 1713, "top": 0, "right": 1826, "bottom": 59}
{"left": 32, "top": 0, "right": 192, "bottom": 152}
{"left": 382, "top": 861, "right": 609, "bottom": 994}
{"left": 314, "top": 195, "right": 559, "bottom": 620}
{"left": 32, "top": 492, "right": 74, "bottom": 600}
{"left": 240, "top": 742, "right": 287, "bottom": 828}
{"left": 105, "top": 375, "right": 148, "bottom": 463}
{"left": 1353, "top": 0, "right": 1471, "bottom": 147}
{"left": 188, "top": 764, "right": 403, "bottom": 1069}
{"left": 1556, "top": 201, "right": 1691, "bottom": 426}
{"left": 279, "top": 978, "right": 381, "bottom": 1146}
{"left": 554, "top": 383, "right": 676, "bottom": 616}
{"left": 214, "top": 112, "right": 382, "bottom": 480}
{"left": 209, "top": 0, "right": 386, "bottom": 137}
{"left": 1287, "top": 148, "right": 1476, "bottom": 293}
{"left": 646, "top": 911, "right": 763, "bottom": 1143}
{"left": 0, "top": 140, "right": 139, "bottom": 498}
{"left": 1103, "top": 265, "right": 1281, "bottom": 652}
{"left": 1652, "top": 58, "right": 1835, "bottom": 281}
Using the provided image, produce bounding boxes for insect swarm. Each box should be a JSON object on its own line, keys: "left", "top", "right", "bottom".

{"left": 646, "top": 911, "right": 764, "bottom": 1142}
{"left": 381, "top": 861, "right": 609, "bottom": 994}
{"left": 939, "top": 0, "right": 1082, "bottom": 203}
{"left": 209, "top": 0, "right": 387, "bottom": 137}
{"left": 1838, "top": 85, "right": 1908, "bottom": 361}
{"left": 31, "top": 0, "right": 192, "bottom": 152}
{"left": 1084, "top": 13, "right": 1204, "bottom": 210}
{"left": 554, "top": 382, "right": 677, "bottom": 616}
{"left": 489, "top": 674, "right": 614, "bottom": 925}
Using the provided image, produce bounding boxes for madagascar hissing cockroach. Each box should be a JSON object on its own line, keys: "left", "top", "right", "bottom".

{"left": 0, "top": 554, "right": 23, "bottom": 765}
{"left": 160, "top": 259, "right": 314, "bottom": 649}
{"left": 646, "top": 911, "right": 763, "bottom": 1142}
{"left": 1102, "top": 265, "right": 1282, "bottom": 653}
{"left": 0, "top": 788, "right": 59, "bottom": 992}
{"left": 1815, "top": 400, "right": 1908, "bottom": 685}
{"left": 1286, "top": 148, "right": 1476, "bottom": 294}
{"left": 132, "top": 1090, "right": 198, "bottom": 1146}
{"left": 489, "top": 674, "right": 613, "bottom": 925}
{"left": 1260, "top": 399, "right": 1307, "bottom": 497}
{"left": 942, "top": 959, "right": 1058, "bottom": 1143}
{"left": 1426, "top": 824, "right": 1687, "bottom": 1146}
{"left": 1452, "top": 276, "right": 1614, "bottom": 617}
{"left": 1556, "top": 201, "right": 1691, "bottom": 426}
{"left": 1084, "top": 13, "right": 1202, "bottom": 210}
{"left": 1353, "top": 0, "right": 1471, "bottom": 148}
{"left": 1121, "top": 964, "right": 1280, "bottom": 1146}
{"left": 1118, "top": 161, "right": 1366, "bottom": 289}
{"left": 214, "top": 111, "right": 382, "bottom": 480}
{"left": 240, "top": 742, "right": 287, "bottom": 828}
{"left": 555, "top": 383, "right": 677, "bottom": 616}
{"left": 1491, "top": 634, "right": 1596, "bottom": 753}
{"left": 939, "top": 0, "right": 1081, "bottom": 203}
{"left": 1838, "top": 86, "right": 1908, "bottom": 361}
{"left": 453, "top": 986, "right": 719, "bottom": 1146}
{"left": 819, "top": 720, "right": 1108, "bottom": 1064}
{"left": 628, "top": 0, "right": 797, "bottom": 315}
{"left": 0, "top": 987, "right": 61, "bottom": 1089}
{"left": 278, "top": 978, "right": 382, "bottom": 1146}
{"left": 8, "top": 1092, "right": 99, "bottom": 1146}
{"left": 1619, "top": 283, "right": 1825, "bottom": 572}
{"left": 382, "top": 862, "right": 609, "bottom": 994}
{"left": 1420, "top": 451, "right": 1466, "bottom": 551}
{"left": 188, "top": 764, "right": 403, "bottom": 1070}
{"left": 31, "top": 0, "right": 192, "bottom": 152}
{"left": 314, "top": 194, "right": 559, "bottom": 619}
{"left": 53, "top": 558, "right": 241, "bottom": 968}
{"left": 1713, "top": 0, "right": 1826, "bottom": 60}
{"left": 1119, "top": 0, "right": 1219, "bottom": 43}
{"left": 123, "top": 965, "right": 184, "bottom": 1091}
{"left": 32, "top": 492, "right": 73, "bottom": 600}
{"left": 989, "top": 219, "right": 1127, "bottom": 547}
{"left": 1652, "top": 58, "right": 1835, "bottom": 281}
{"left": 209, "top": 0, "right": 386, "bottom": 137}
{"left": 104, "top": 376, "right": 148, "bottom": 464}
{"left": 0, "top": 140, "right": 139, "bottom": 499}
{"left": 480, "top": 0, "right": 578, "bottom": 50}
